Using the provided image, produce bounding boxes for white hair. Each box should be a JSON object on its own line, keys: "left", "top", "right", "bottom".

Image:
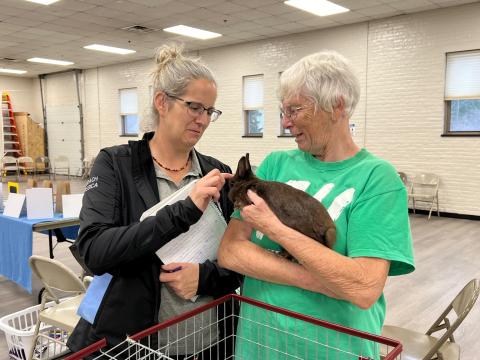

{"left": 278, "top": 50, "right": 360, "bottom": 118}
{"left": 141, "top": 44, "right": 216, "bottom": 132}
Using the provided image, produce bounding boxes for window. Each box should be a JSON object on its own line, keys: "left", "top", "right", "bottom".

{"left": 444, "top": 50, "right": 480, "bottom": 136}
{"left": 243, "top": 75, "right": 264, "bottom": 136}
{"left": 120, "top": 88, "right": 139, "bottom": 136}
{"left": 278, "top": 71, "right": 292, "bottom": 137}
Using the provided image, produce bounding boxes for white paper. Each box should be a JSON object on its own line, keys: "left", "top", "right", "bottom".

{"left": 141, "top": 180, "right": 227, "bottom": 302}
{"left": 140, "top": 180, "right": 198, "bottom": 221}
{"left": 141, "top": 179, "right": 226, "bottom": 264}
{"left": 26, "top": 188, "right": 54, "bottom": 219}
{"left": 3, "top": 193, "right": 26, "bottom": 218}
{"left": 62, "top": 193, "right": 84, "bottom": 218}
{"left": 155, "top": 202, "right": 226, "bottom": 264}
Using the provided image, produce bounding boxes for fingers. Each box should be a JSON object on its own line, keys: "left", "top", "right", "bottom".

{"left": 190, "top": 170, "right": 232, "bottom": 211}
{"left": 246, "top": 189, "right": 263, "bottom": 205}
{"left": 159, "top": 263, "right": 199, "bottom": 299}
{"left": 161, "top": 263, "right": 183, "bottom": 272}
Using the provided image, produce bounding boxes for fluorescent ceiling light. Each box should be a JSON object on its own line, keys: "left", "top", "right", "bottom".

{"left": 163, "top": 25, "right": 222, "bottom": 40}
{"left": 284, "top": 0, "right": 349, "bottom": 16}
{"left": 27, "top": 57, "right": 74, "bottom": 66}
{"left": 25, "top": 0, "right": 60, "bottom": 5}
{"left": 0, "top": 68, "right": 27, "bottom": 74}
{"left": 83, "top": 44, "right": 136, "bottom": 55}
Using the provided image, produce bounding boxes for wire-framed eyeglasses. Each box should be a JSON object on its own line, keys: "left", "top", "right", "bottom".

{"left": 280, "top": 105, "right": 305, "bottom": 121}
{"left": 166, "top": 93, "right": 222, "bottom": 122}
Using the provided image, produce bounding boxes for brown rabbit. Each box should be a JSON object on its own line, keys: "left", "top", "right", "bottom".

{"left": 229, "top": 154, "right": 336, "bottom": 259}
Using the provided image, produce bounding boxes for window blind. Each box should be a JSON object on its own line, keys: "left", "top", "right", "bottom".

{"left": 120, "top": 88, "right": 138, "bottom": 113}
{"left": 445, "top": 50, "right": 480, "bottom": 100}
{"left": 243, "top": 75, "right": 264, "bottom": 109}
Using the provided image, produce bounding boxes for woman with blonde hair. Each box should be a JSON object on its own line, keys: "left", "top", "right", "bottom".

{"left": 68, "top": 44, "right": 241, "bottom": 359}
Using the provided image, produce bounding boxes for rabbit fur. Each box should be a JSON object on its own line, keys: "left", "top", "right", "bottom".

{"left": 228, "top": 153, "right": 336, "bottom": 259}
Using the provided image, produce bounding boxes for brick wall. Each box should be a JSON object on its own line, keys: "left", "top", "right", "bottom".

{"left": 80, "top": 3, "right": 479, "bottom": 216}
{"left": 0, "top": 75, "right": 42, "bottom": 124}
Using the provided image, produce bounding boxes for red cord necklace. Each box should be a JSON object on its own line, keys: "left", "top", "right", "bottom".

{"left": 152, "top": 154, "right": 190, "bottom": 172}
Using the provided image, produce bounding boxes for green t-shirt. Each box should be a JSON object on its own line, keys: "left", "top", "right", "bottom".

{"left": 233, "top": 149, "right": 415, "bottom": 359}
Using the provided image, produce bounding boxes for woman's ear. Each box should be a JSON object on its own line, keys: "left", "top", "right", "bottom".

{"left": 154, "top": 91, "right": 168, "bottom": 116}
{"left": 332, "top": 97, "right": 346, "bottom": 122}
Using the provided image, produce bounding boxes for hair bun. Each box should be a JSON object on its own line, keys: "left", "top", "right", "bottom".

{"left": 154, "top": 44, "right": 185, "bottom": 68}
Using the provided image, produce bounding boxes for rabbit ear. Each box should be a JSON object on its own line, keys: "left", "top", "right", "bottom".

{"left": 236, "top": 155, "right": 247, "bottom": 179}
{"left": 236, "top": 153, "right": 253, "bottom": 179}
{"left": 245, "top": 153, "right": 251, "bottom": 173}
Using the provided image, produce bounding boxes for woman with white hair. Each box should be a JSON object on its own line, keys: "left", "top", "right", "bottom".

{"left": 218, "top": 50, "right": 414, "bottom": 359}
{"left": 68, "top": 44, "right": 241, "bottom": 359}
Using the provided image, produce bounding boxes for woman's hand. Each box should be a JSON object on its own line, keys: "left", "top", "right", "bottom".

{"left": 159, "top": 262, "right": 199, "bottom": 299}
{"left": 189, "top": 169, "right": 233, "bottom": 212}
{"left": 241, "top": 190, "right": 285, "bottom": 240}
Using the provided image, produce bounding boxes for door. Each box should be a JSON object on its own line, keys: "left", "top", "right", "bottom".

{"left": 44, "top": 72, "right": 83, "bottom": 176}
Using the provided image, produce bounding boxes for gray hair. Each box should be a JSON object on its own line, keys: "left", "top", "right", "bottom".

{"left": 278, "top": 50, "right": 360, "bottom": 118}
{"left": 142, "top": 44, "right": 216, "bottom": 131}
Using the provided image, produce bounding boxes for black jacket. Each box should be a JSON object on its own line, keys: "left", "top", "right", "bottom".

{"left": 67, "top": 132, "right": 241, "bottom": 352}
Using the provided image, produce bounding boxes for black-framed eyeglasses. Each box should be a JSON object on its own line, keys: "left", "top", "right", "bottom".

{"left": 280, "top": 105, "right": 305, "bottom": 121}
{"left": 165, "top": 93, "right": 222, "bottom": 122}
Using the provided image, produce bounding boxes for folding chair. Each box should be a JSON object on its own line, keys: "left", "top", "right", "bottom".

{"left": 52, "top": 156, "right": 70, "bottom": 180}
{"left": 382, "top": 279, "right": 479, "bottom": 360}
{"left": 408, "top": 173, "right": 440, "bottom": 219}
{"left": 18, "top": 156, "right": 35, "bottom": 180}
{"left": 1, "top": 155, "right": 20, "bottom": 182}
{"left": 398, "top": 171, "right": 408, "bottom": 186}
{"left": 28, "top": 255, "right": 86, "bottom": 360}
{"left": 34, "top": 156, "right": 52, "bottom": 179}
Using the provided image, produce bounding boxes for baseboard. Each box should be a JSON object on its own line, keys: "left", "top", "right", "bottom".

{"left": 408, "top": 208, "right": 480, "bottom": 221}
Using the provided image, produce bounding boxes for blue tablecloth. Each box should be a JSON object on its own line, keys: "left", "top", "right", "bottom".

{"left": 0, "top": 214, "right": 79, "bottom": 293}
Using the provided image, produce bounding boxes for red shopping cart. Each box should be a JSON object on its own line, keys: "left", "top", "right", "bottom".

{"left": 66, "top": 294, "right": 401, "bottom": 360}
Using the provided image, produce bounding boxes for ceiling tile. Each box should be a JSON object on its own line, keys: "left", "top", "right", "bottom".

{"left": 356, "top": 4, "right": 402, "bottom": 16}
{"left": 205, "top": 2, "right": 248, "bottom": 14}
{"left": 230, "top": 0, "right": 280, "bottom": 8}
{"left": 389, "top": 0, "right": 436, "bottom": 11}
{"left": 0, "top": 6, "right": 27, "bottom": 16}
{"left": 53, "top": 1, "right": 98, "bottom": 11}
{"left": 257, "top": 3, "right": 291, "bottom": 16}
{"left": 334, "top": 0, "right": 384, "bottom": 11}
{"left": 2, "top": 16, "right": 45, "bottom": 27}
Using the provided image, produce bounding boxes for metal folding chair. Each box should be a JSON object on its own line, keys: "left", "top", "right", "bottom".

{"left": 382, "top": 279, "right": 480, "bottom": 360}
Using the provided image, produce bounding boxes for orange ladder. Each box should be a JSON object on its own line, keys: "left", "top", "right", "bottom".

{"left": 2, "top": 91, "right": 23, "bottom": 157}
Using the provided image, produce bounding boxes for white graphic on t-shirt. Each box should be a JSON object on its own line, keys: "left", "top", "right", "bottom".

{"left": 255, "top": 230, "right": 264, "bottom": 240}
{"left": 313, "top": 183, "right": 335, "bottom": 202}
{"left": 286, "top": 180, "right": 311, "bottom": 191}
{"left": 327, "top": 188, "right": 355, "bottom": 221}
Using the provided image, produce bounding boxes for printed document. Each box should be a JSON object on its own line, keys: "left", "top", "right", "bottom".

{"left": 140, "top": 179, "right": 227, "bottom": 265}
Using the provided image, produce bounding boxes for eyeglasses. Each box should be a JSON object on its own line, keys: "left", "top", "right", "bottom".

{"left": 280, "top": 105, "right": 305, "bottom": 121}
{"left": 165, "top": 93, "right": 222, "bottom": 122}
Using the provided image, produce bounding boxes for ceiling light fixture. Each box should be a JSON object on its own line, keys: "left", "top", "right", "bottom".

{"left": 27, "top": 57, "right": 74, "bottom": 66}
{"left": 24, "top": 0, "right": 61, "bottom": 5}
{"left": 0, "top": 68, "right": 27, "bottom": 74}
{"left": 163, "top": 25, "right": 222, "bottom": 40}
{"left": 284, "top": 0, "right": 349, "bottom": 16}
{"left": 83, "top": 44, "right": 136, "bottom": 55}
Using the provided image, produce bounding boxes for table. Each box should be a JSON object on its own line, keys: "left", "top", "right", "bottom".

{"left": 0, "top": 214, "right": 80, "bottom": 293}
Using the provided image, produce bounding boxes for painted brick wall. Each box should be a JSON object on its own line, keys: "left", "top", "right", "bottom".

{"left": 79, "top": 3, "right": 479, "bottom": 216}
{"left": 366, "top": 3, "right": 480, "bottom": 216}
{"left": 0, "top": 75, "right": 42, "bottom": 124}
